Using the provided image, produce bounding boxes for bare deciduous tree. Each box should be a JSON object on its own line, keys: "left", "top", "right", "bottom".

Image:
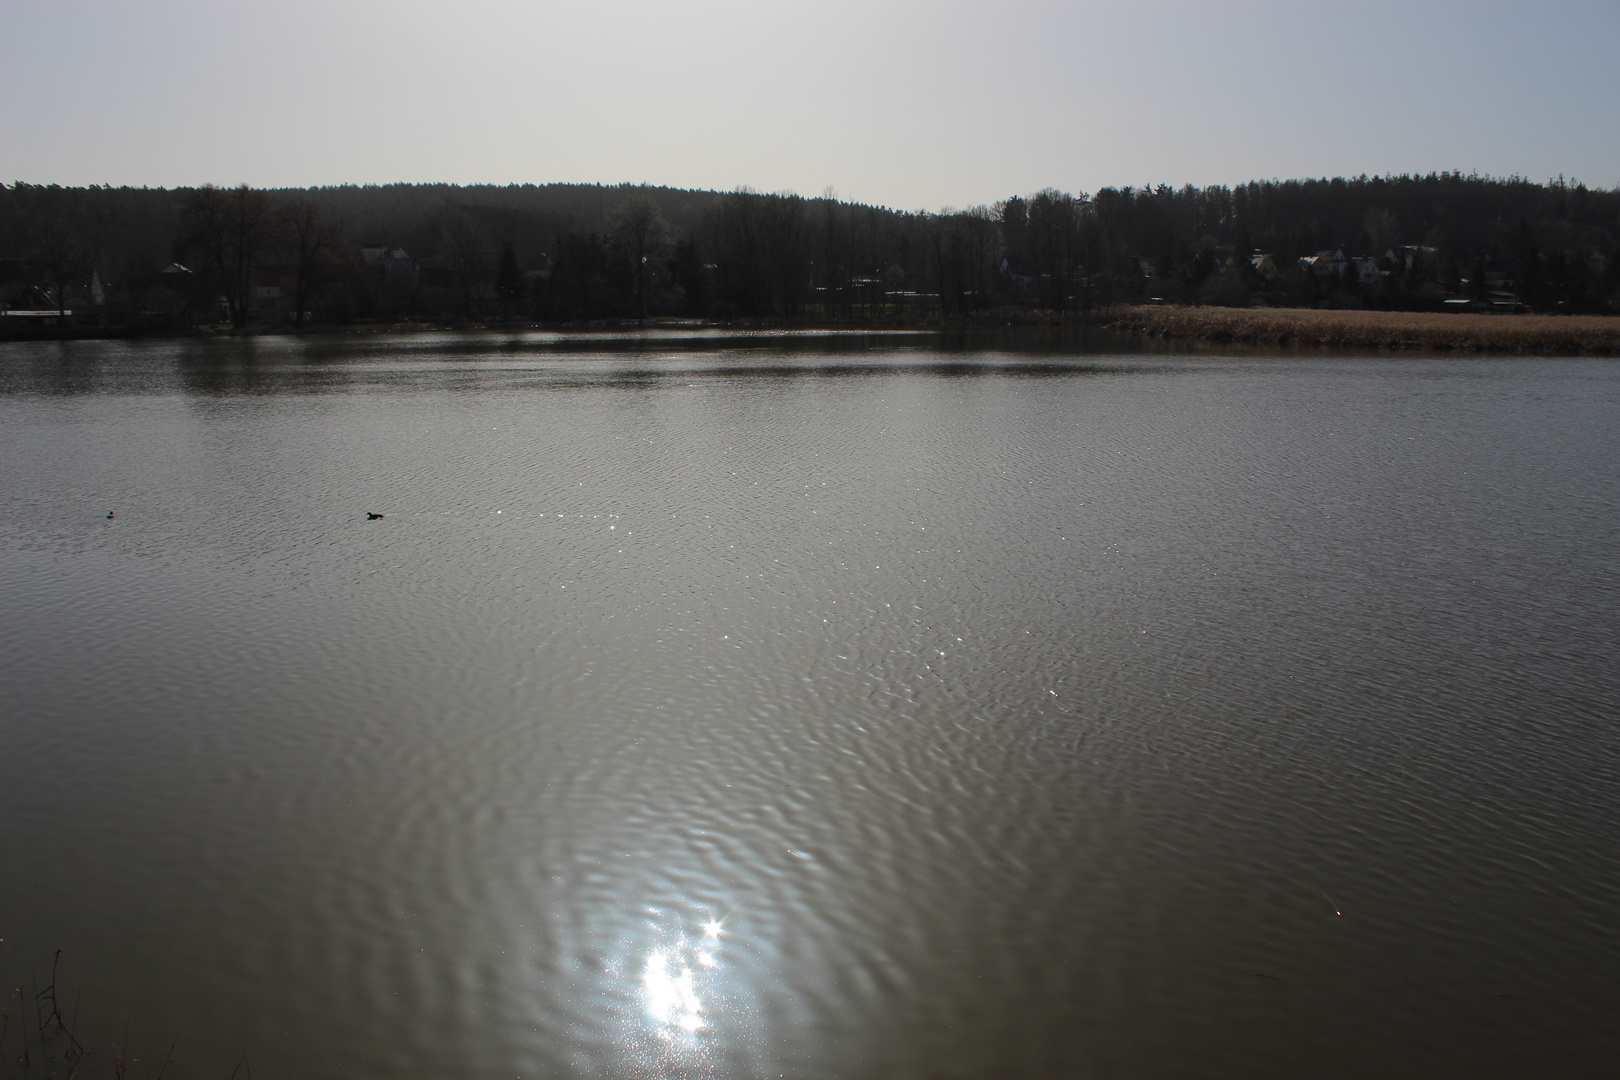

{"left": 280, "top": 198, "right": 345, "bottom": 330}
{"left": 1361, "top": 207, "right": 1401, "bottom": 253}
{"left": 441, "top": 210, "right": 488, "bottom": 319}
{"left": 495, "top": 239, "right": 524, "bottom": 320}
{"left": 177, "top": 184, "right": 276, "bottom": 329}
{"left": 27, "top": 191, "right": 89, "bottom": 336}
{"left": 610, "top": 193, "right": 670, "bottom": 325}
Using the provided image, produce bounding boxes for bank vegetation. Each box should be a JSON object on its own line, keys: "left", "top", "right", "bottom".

{"left": 1092, "top": 305, "right": 1620, "bottom": 354}
{"left": 3, "top": 174, "right": 1619, "bottom": 339}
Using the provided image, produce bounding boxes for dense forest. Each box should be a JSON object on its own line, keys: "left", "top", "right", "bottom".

{"left": 2, "top": 173, "right": 1618, "bottom": 334}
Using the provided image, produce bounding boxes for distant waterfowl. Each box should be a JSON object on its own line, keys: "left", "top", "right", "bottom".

{"left": 106, "top": 511, "right": 114, "bottom": 519}
{"left": 366, "top": 512, "right": 384, "bottom": 520}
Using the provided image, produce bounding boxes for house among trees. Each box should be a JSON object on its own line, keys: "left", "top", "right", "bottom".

{"left": 1299, "top": 249, "right": 1350, "bottom": 276}
{"left": 1121, "top": 256, "right": 1157, "bottom": 280}
{"left": 363, "top": 246, "right": 416, "bottom": 281}
{"left": 1385, "top": 245, "right": 1438, "bottom": 269}
{"left": 1352, "top": 256, "right": 1385, "bottom": 284}
{"left": 999, "top": 254, "right": 1037, "bottom": 289}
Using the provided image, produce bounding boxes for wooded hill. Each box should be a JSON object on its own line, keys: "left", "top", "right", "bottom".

{"left": 2, "top": 173, "right": 1617, "bottom": 334}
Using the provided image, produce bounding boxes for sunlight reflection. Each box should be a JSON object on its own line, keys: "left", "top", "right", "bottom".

{"left": 641, "top": 917, "right": 726, "bottom": 1035}
{"left": 643, "top": 949, "right": 705, "bottom": 1032}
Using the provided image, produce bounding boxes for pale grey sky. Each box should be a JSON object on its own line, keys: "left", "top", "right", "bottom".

{"left": 4, "top": 0, "right": 1616, "bottom": 208}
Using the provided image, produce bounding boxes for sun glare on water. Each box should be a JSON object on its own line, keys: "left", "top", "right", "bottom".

{"left": 642, "top": 918, "right": 726, "bottom": 1034}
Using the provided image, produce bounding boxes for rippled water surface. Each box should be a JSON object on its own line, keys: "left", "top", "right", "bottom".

{"left": 2, "top": 331, "right": 1617, "bottom": 1079}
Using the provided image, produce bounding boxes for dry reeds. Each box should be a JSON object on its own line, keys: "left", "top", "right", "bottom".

{"left": 3, "top": 951, "right": 87, "bottom": 1080}
{"left": 1096, "top": 305, "right": 1620, "bottom": 354}
{"left": 2, "top": 952, "right": 179, "bottom": 1080}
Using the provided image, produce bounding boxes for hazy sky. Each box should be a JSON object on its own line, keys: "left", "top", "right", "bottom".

{"left": 4, "top": 0, "right": 1616, "bottom": 208}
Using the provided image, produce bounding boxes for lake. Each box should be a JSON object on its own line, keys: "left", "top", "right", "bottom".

{"left": 1, "top": 330, "right": 1617, "bottom": 1078}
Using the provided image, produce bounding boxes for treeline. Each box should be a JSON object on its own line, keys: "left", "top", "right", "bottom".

{"left": 2, "top": 173, "right": 1618, "bottom": 334}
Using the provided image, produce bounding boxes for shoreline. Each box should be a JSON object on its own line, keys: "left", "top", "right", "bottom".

{"left": 1086, "top": 304, "right": 1620, "bottom": 354}
{"left": 7, "top": 307, "right": 1620, "bottom": 354}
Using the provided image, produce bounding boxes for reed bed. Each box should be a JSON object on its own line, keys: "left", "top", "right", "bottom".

{"left": 2, "top": 951, "right": 189, "bottom": 1080}
{"left": 1096, "top": 305, "right": 1620, "bottom": 354}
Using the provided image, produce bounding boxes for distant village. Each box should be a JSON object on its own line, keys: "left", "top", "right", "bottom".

{"left": 1117, "top": 244, "right": 1597, "bottom": 313}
